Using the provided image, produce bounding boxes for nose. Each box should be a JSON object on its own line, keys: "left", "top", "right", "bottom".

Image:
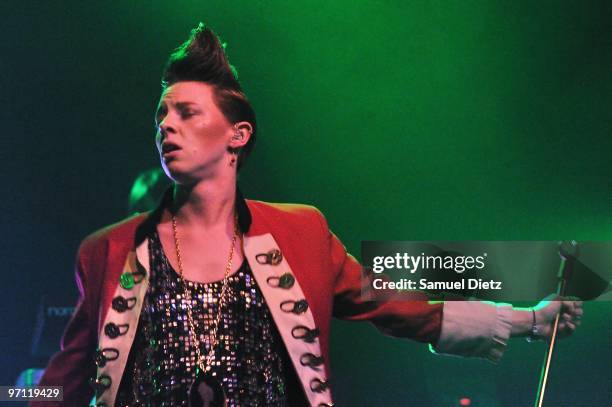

{"left": 156, "top": 116, "right": 176, "bottom": 148}
{"left": 158, "top": 118, "right": 177, "bottom": 137}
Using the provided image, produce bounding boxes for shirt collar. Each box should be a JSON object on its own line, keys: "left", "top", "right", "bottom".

{"left": 135, "top": 184, "right": 252, "bottom": 246}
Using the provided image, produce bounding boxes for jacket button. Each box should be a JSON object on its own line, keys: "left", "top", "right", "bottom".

{"left": 293, "top": 299, "right": 308, "bottom": 313}
{"left": 310, "top": 378, "right": 329, "bottom": 393}
{"left": 300, "top": 353, "right": 325, "bottom": 368}
{"left": 112, "top": 296, "right": 136, "bottom": 313}
{"left": 90, "top": 374, "right": 112, "bottom": 397}
{"left": 256, "top": 249, "right": 283, "bottom": 265}
{"left": 268, "top": 249, "right": 283, "bottom": 265}
{"left": 278, "top": 273, "right": 295, "bottom": 288}
{"left": 112, "top": 296, "right": 128, "bottom": 312}
{"left": 119, "top": 272, "right": 135, "bottom": 289}
{"left": 280, "top": 299, "right": 309, "bottom": 314}
{"left": 104, "top": 323, "right": 129, "bottom": 339}
{"left": 304, "top": 327, "right": 320, "bottom": 342}
{"left": 95, "top": 351, "right": 107, "bottom": 367}
{"left": 291, "top": 325, "right": 320, "bottom": 343}
{"left": 95, "top": 348, "right": 119, "bottom": 367}
{"left": 104, "top": 323, "right": 120, "bottom": 338}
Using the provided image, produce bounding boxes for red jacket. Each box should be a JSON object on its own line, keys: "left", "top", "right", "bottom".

{"left": 35, "top": 190, "right": 442, "bottom": 406}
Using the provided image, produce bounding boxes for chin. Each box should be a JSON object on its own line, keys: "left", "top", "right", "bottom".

{"left": 161, "top": 161, "right": 190, "bottom": 184}
{"left": 161, "top": 158, "right": 223, "bottom": 185}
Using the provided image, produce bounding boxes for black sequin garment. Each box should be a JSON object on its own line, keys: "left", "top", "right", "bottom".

{"left": 115, "top": 231, "right": 305, "bottom": 406}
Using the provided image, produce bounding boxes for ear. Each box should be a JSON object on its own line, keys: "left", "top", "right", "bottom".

{"left": 229, "top": 121, "right": 253, "bottom": 149}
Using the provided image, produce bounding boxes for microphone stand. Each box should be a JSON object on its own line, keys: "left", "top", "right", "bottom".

{"left": 534, "top": 241, "right": 578, "bottom": 407}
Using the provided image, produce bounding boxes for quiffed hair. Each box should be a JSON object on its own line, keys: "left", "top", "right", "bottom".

{"left": 162, "top": 23, "right": 257, "bottom": 169}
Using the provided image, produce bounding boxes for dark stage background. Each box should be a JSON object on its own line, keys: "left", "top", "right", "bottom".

{"left": 1, "top": 1, "right": 611, "bottom": 405}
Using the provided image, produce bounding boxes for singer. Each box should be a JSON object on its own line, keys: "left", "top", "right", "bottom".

{"left": 34, "top": 23, "right": 583, "bottom": 407}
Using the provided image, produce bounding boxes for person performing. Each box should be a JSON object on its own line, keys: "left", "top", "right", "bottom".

{"left": 34, "top": 23, "right": 583, "bottom": 406}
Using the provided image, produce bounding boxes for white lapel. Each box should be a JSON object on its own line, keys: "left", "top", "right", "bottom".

{"left": 94, "top": 239, "right": 150, "bottom": 406}
{"left": 243, "top": 233, "right": 333, "bottom": 406}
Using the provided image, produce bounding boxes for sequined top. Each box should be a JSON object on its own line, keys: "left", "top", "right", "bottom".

{"left": 115, "top": 231, "right": 305, "bottom": 406}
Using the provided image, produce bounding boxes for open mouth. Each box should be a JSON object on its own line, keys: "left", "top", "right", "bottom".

{"left": 162, "top": 142, "right": 180, "bottom": 155}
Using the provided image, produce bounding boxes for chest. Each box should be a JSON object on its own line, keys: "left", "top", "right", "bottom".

{"left": 156, "top": 224, "right": 245, "bottom": 283}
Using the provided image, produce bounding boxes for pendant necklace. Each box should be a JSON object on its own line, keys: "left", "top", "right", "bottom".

{"left": 171, "top": 213, "right": 239, "bottom": 407}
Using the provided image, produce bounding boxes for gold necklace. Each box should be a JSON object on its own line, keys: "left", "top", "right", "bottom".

{"left": 171, "top": 213, "right": 238, "bottom": 406}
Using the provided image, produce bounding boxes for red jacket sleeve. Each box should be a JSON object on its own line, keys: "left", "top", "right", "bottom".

{"left": 31, "top": 244, "right": 97, "bottom": 406}
{"left": 320, "top": 212, "right": 443, "bottom": 344}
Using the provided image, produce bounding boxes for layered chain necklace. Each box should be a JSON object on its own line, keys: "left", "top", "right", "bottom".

{"left": 171, "top": 214, "right": 239, "bottom": 407}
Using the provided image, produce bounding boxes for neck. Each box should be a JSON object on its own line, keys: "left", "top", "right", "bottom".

{"left": 171, "top": 176, "right": 236, "bottom": 229}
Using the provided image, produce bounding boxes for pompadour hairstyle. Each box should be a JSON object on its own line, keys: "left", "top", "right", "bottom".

{"left": 161, "top": 23, "right": 257, "bottom": 169}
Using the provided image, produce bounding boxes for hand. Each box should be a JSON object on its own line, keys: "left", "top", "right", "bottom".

{"left": 533, "top": 294, "right": 583, "bottom": 340}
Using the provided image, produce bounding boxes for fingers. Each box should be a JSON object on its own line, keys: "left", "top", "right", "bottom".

{"left": 561, "top": 313, "right": 580, "bottom": 326}
{"left": 557, "top": 310, "right": 581, "bottom": 338}
{"left": 573, "top": 306, "right": 584, "bottom": 317}
{"left": 534, "top": 295, "right": 584, "bottom": 341}
{"left": 561, "top": 298, "right": 583, "bottom": 318}
{"left": 552, "top": 318, "right": 575, "bottom": 339}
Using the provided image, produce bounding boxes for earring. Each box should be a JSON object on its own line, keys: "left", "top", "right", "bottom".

{"left": 229, "top": 155, "right": 237, "bottom": 167}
